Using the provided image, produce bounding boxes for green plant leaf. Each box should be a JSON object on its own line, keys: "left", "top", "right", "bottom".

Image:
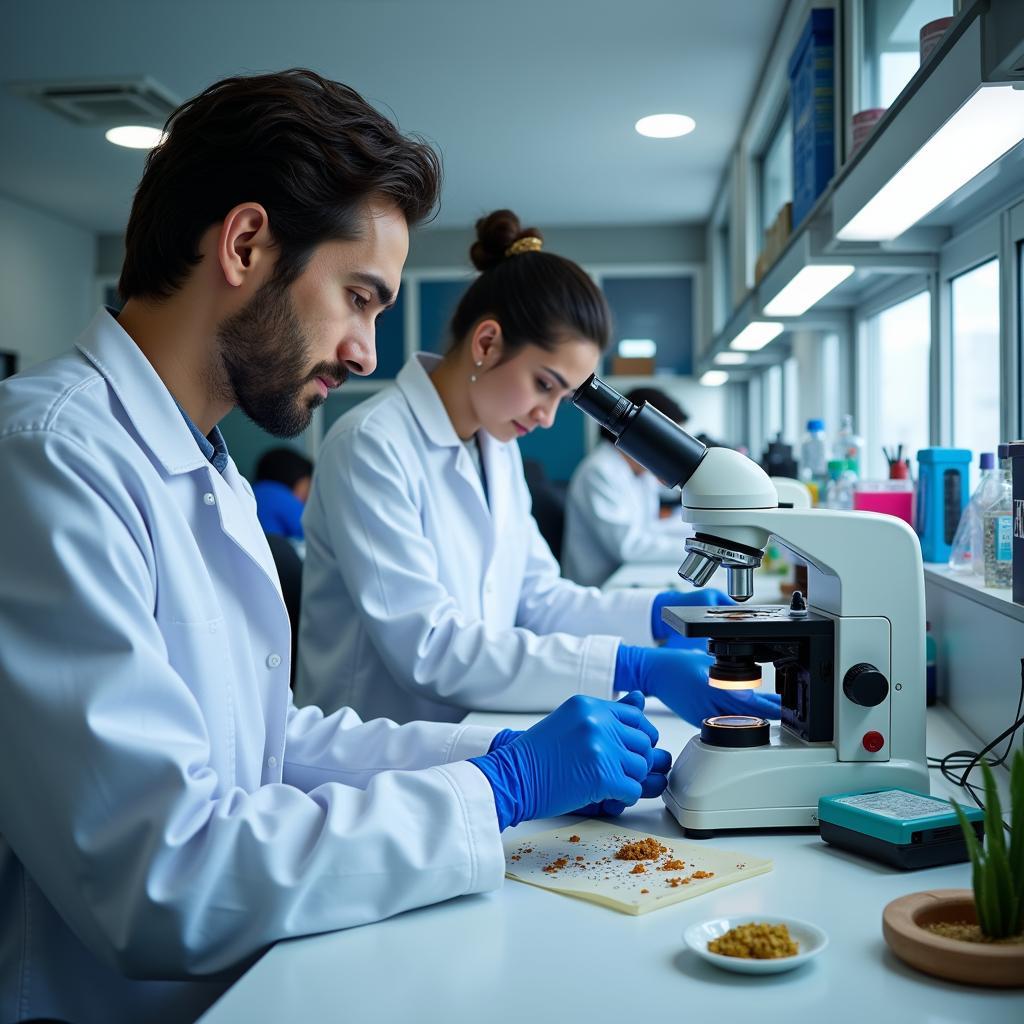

{"left": 1008, "top": 749, "right": 1024, "bottom": 934}
{"left": 951, "top": 799, "right": 988, "bottom": 928}
{"left": 980, "top": 761, "right": 1014, "bottom": 937}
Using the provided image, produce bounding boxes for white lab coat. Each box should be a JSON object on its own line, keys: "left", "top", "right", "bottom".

{"left": 295, "top": 353, "right": 655, "bottom": 724}
{"left": 562, "top": 442, "right": 693, "bottom": 587}
{"left": 0, "top": 312, "right": 504, "bottom": 1024}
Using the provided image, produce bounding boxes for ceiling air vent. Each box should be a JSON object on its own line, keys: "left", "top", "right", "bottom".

{"left": 12, "top": 76, "right": 180, "bottom": 126}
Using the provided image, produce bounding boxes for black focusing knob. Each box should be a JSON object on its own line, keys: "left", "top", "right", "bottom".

{"left": 843, "top": 663, "right": 889, "bottom": 707}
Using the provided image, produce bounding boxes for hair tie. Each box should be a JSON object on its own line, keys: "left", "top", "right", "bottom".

{"left": 505, "top": 236, "right": 543, "bottom": 258}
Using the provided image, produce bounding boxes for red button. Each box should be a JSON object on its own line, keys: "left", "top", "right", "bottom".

{"left": 862, "top": 731, "right": 885, "bottom": 753}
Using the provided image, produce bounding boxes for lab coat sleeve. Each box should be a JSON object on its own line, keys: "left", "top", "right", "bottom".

{"left": 580, "top": 460, "right": 692, "bottom": 565}
{"left": 313, "top": 426, "right": 621, "bottom": 711}
{"left": 0, "top": 430, "right": 505, "bottom": 980}
{"left": 282, "top": 701, "right": 500, "bottom": 791}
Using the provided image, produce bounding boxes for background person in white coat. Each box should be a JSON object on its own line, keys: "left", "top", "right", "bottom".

{"left": 296, "top": 210, "right": 779, "bottom": 728}
{"left": 0, "top": 72, "right": 673, "bottom": 1024}
{"left": 563, "top": 386, "right": 696, "bottom": 587}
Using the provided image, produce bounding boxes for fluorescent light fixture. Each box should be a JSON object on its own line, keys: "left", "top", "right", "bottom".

{"left": 618, "top": 338, "right": 656, "bottom": 358}
{"left": 837, "top": 85, "right": 1024, "bottom": 241}
{"left": 714, "top": 351, "right": 749, "bottom": 365}
{"left": 763, "top": 264, "right": 855, "bottom": 316}
{"left": 635, "top": 113, "right": 696, "bottom": 139}
{"left": 729, "top": 321, "right": 784, "bottom": 351}
{"left": 699, "top": 370, "right": 729, "bottom": 386}
{"left": 105, "top": 125, "right": 166, "bottom": 149}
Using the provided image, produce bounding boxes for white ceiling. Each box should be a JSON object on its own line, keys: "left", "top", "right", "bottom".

{"left": 1, "top": 0, "right": 787, "bottom": 234}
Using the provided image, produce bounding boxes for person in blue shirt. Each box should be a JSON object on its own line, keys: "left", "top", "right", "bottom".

{"left": 252, "top": 447, "right": 313, "bottom": 539}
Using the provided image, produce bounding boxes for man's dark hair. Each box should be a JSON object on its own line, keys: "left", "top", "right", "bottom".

{"left": 599, "top": 386, "right": 689, "bottom": 444}
{"left": 119, "top": 68, "right": 442, "bottom": 301}
{"left": 255, "top": 447, "right": 314, "bottom": 489}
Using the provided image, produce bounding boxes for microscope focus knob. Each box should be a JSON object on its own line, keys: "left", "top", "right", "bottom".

{"left": 843, "top": 663, "right": 889, "bottom": 707}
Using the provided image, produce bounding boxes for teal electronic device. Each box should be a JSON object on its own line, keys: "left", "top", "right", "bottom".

{"left": 818, "top": 788, "right": 984, "bottom": 870}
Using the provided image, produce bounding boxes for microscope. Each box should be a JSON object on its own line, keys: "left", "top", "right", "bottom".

{"left": 574, "top": 376, "right": 929, "bottom": 836}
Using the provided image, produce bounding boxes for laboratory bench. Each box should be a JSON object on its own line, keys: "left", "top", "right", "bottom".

{"left": 199, "top": 704, "right": 1022, "bottom": 1024}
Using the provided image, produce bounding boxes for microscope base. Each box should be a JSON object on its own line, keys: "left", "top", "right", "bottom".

{"left": 662, "top": 733, "right": 929, "bottom": 834}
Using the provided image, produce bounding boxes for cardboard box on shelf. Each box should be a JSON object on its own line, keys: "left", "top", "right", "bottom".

{"left": 610, "top": 356, "right": 656, "bottom": 376}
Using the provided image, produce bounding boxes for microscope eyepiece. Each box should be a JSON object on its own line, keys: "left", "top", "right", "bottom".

{"left": 571, "top": 374, "right": 707, "bottom": 489}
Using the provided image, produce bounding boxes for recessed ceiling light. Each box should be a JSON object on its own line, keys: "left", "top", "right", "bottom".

{"left": 635, "top": 114, "right": 696, "bottom": 139}
{"left": 105, "top": 125, "right": 166, "bottom": 149}
{"left": 729, "top": 321, "right": 784, "bottom": 351}
{"left": 714, "top": 352, "right": 748, "bottom": 365}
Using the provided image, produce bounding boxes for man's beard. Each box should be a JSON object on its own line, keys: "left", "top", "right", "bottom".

{"left": 216, "top": 275, "right": 346, "bottom": 438}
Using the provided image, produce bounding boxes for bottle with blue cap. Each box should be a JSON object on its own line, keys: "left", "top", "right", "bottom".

{"left": 799, "top": 418, "right": 829, "bottom": 491}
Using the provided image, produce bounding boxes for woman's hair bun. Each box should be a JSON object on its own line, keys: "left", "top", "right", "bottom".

{"left": 469, "top": 209, "right": 544, "bottom": 272}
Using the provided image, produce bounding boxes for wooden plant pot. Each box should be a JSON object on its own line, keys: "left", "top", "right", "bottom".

{"left": 883, "top": 889, "right": 1024, "bottom": 988}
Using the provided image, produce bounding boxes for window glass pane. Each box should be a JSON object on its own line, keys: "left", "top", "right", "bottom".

{"left": 861, "top": 0, "right": 954, "bottom": 110}
{"left": 603, "top": 275, "right": 694, "bottom": 375}
{"left": 747, "top": 378, "right": 763, "bottom": 460}
{"left": 715, "top": 214, "right": 732, "bottom": 330}
{"left": 783, "top": 356, "right": 800, "bottom": 445}
{"left": 760, "top": 107, "right": 792, "bottom": 241}
{"left": 369, "top": 283, "right": 406, "bottom": 380}
{"left": 764, "top": 365, "right": 783, "bottom": 447}
{"left": 951, "top": 259, "right": 1000, "bottom": 474}
{"left": 862, "top": 291, "right": 931, "bottom": 479}
{"left": 419, "top": 278, "right": 472, "bottom": 353}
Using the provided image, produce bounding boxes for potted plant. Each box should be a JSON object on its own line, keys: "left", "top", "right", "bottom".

{"left": 882, "top": 749, "right": 1024, "bottom": 987}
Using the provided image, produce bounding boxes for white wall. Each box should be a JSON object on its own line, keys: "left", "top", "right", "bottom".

{"left": 0, "top": 194, "right": 95, "bottom": 371}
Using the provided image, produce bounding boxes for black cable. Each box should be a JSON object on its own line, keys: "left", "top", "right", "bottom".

{"left": 927, "top": 657, "right": 1024, "bottom": 833}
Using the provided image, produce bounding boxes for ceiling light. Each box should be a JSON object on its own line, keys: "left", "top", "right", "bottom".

{"left": 837, "top": 85, "right": 1024, "bottom": 241}
{"left": 618, "top": 339, "right": 657, "bottom": 358}
{"left": 105, "top": 125, "right": 166, "bottom": 149}
{"left": 634, "top": 113, "right": 696, "bottom": 139}
{"left": 700, "top": 370, "right": 729, "bottom": 386}
{"left": 729, "top": 321, "right": 784, "bottom": 351}
{"left": 714, "top": 351, "right": 749, "bottom": 365}
{"left": 763, "top": 264, "right": 855, "bottom": 316}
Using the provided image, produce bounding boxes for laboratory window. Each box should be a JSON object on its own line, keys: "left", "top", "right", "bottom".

{"left": 763, "top": 364, "right": 784, "bottom": 452}
{"left": 950, "top": 258, "right": 1000, "bottom": 468}
{"left": 859, "top": 0, "right": 955, "bottom": 111}
{"left": 370, "top": 283, "right": 407, "bottom": 380}
{"left": 418, "top": 277, "right": 472, "bottom": 354}
{"left": 860, "top": 291, "right": 931, "bottom": 480}
{"left": 759, "top": 104, "right": 792, "bottom": 246}
{"left": 602, "top": 274, "right": 695, "bottom": 375}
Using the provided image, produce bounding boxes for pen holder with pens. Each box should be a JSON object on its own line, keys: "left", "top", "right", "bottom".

{"left": 915, "top": 448, "right": 971, "bottom": 563}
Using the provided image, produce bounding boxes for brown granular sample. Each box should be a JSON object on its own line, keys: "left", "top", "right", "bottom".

{"left": 691, "top": 870, "right": 715, "bottom": 879}
{"left": 630, "top": 863, "right": 646, "bottom": 874}
{"left": 708, "top": 922, "right": 798, "bottom": 959}
{"left": 666, "top": 877, "right": 688, "bottom": 887}
{"left": 510, "top": 855, "right": 520, "bottom": 861}
{"left": 568, "top": 835, "right": 581, "bottom": 843}
{"left": 660, "top": 858, "right": 686, "bottom": 871}
{"left": 614, "top": 837, "right": 667, "bottom": 861}
{"left": 575, "top": 855, "right": 585, "bottom": 861}
{"left": 640, "top": 888, "right": 650, "bottom": 894}
{"left": 542, "top": 857, "right": 569, "bottom": 873}
{"left": 524, "top": 848, "right": 533, "bottom": 853}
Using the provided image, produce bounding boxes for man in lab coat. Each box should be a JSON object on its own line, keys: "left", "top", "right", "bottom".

{"left": 563, "top": 387, "right": 697, "bottom": 586}
{"left": 0, "top": 69, "right": 670, "bottom": 1024}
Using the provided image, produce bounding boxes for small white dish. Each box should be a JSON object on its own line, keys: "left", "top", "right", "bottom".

{"left": 684, "top": 915, "right": 828, "bottom": 975}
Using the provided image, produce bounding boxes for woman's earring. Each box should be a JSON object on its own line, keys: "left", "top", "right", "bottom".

{"left": 470, "top": 359, "right": 483, "bottom": 384}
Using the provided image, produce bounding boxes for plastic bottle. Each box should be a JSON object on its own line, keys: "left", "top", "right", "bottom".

{"left": 823, "top": 459, "right": 856, "bottom": 510}
{"left": 800, "top": 419, "right": 828, "bottom": 485}
{"left": 925, "top": 621, "right": 937, "bottom": 707}
{"left": 948, "top": 453, "right": 999, "bottom": 573}
{"left": 982, "top": 445, "right": 1013, "bottom": 588}
{"left": 833, "top": 413, "right": 865, "bottom": 472}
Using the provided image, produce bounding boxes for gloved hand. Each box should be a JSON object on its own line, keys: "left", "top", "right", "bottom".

{"left": 615, "top": 644, "right": 781, "bottom": 727}
{"left": 486, "top": 715, "right": 671, "bottom": 819}
{"left": 651, "top": 588, "right": 735, "bottom": 643}
{"left": 470, "top": 691, "right": 669, "bottom": 830}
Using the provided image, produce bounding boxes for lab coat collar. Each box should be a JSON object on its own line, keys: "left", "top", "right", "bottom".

{"left": 75, "top": 308, "right": 221, "bottom": 477}
{"left": 396, "top": 352, "right": 463, "bottom": 450}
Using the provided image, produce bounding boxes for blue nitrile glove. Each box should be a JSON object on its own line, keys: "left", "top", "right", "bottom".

{"left": 651, "top": 589, "right": 735, "bottom": 643}
{"left": 470, "top": 692, "right": 667, "bottom": 831}
{"left": 486, "top": 710, "right": 671, "bottom": 819}
{"left": 615, "top": 644, "right": 781, "bottom": 727}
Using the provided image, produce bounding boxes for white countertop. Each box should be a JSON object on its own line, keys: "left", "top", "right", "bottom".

{"left": 199, "top": 705, "right": 1021, "bottom": 1024}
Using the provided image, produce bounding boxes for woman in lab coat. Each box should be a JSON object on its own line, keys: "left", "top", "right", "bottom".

{"left": 562, "top": 386, "right": 696, "bottom": 587}
{"left": 297, "top": 210, "right": 778, "bottom": 727}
